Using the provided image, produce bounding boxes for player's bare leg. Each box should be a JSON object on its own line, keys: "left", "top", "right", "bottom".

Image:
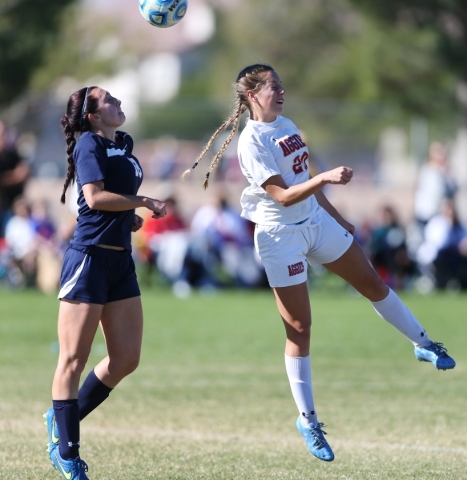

{"left": 273, "top": 283, "right": 334, "bottom": 461}
{"left": 324, "top": 239, "right": 455, "bottom": 369}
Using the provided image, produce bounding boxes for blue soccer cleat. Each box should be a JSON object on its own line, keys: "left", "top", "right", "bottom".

{"left": 414, "top": 341, "right": 456, "bottom": 370}
{"left": 43, "top": 408, "right": 59, "bottom": 461}
{"left": 296, "top": 416, "right": 334, "bottom": 462}
{"left": 51, "top": 448, "right": 89, "bottom": 480}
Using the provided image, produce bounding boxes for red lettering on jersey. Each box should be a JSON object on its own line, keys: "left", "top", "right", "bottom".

{"left": 293, "top": 134, "right": 306, "bottom": 149}
{"left": 279, "top": 141, "right": 291, "bottom": 156}
{"left": 292, "top": 151, "right": 309, "bottom": 174}
{"left": 292, "top": 155, "right": 304, "bottom": 174}
{"left": 279, "top": 134, "right": 307, "bottom": 158}
{"left": 289, "top": 136, "right": 300, "bottom": 151}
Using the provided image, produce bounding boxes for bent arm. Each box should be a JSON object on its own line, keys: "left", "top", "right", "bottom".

{"left": 82, "top": 181, "right": 166, "bottom": 218}
{"left": 262, "top": 166, "right": 353, "bottom": 207}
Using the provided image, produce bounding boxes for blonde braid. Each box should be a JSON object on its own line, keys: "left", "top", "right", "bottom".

{"left": 181, "top": 100, "right": 247, "bottom": 187}
{"left": 202, "top": 102, "right": 247, "bottom": 189}
{"left": 183, "top": 64, "right": 274, "bottom": 189}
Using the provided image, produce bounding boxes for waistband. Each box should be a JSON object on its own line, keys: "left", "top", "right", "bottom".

{"left": 96, "top": 243, "right": 125, "bottom": 251}
{"left": 68, "top": 244, "right": 131, "bottom": 258}
{"left": 255, "top": 215, "right": 315, "bottom": 234}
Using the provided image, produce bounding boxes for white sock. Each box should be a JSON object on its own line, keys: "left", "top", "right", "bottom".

{"left": 371, "top": 288, "right": 431, "bottom": 347}
{"left": 284, "top": 354, "right": 318, "bottom": 426}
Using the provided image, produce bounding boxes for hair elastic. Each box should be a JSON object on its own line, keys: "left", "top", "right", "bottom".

{"left": 79, "top": 87, "right": 90, "bottom": 127}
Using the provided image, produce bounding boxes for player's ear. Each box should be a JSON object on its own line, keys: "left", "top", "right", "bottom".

{"left": 89, "top": 113, "right": 100, "bottom": 122}
{"left": 246, "top": 90, "right": 257, "bottom": 102}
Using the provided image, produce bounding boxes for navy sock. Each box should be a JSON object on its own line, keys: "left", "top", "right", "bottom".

{"left": 78, "top": 369, "right": 113, "bottom": 421}
{"left": 53, "top": 399, "right": 80, "bottom": 460}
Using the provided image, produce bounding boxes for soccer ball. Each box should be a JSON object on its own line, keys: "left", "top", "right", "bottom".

{"left": 138, "top": 0, "right": 188, "bottom": 28}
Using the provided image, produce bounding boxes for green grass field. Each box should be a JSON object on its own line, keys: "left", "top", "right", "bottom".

{"left": 0, "top": 285, "right": 466, "bottom": 480}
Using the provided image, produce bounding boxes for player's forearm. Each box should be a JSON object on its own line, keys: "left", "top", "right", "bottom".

{"left": 85, "top": 191, "right": 149, "bottom": 211}
{"left": 279, "top": 176, "right": 327, "bottom": 206}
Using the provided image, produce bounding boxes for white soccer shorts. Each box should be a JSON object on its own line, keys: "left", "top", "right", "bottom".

{"left": 254, "top": 206, "right": 353, "bottom": 288}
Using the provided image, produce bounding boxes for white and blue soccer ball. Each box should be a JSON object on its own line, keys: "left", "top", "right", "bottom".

{"left": 138, "top": 0, "right": 188, "bottom": 28}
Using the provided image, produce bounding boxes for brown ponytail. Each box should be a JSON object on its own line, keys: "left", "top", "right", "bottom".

{"left": 60, "top": 114, "right": 76, "bottom": 204}
{"left": 59, "top": 86, "right": 98, "bottom": 203}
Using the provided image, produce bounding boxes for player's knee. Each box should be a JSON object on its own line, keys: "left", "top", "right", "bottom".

{"left": 59, "top": 356, "right": 89, "bottom": 379}
{"left": 288, "top": 322, "right": 310, "bottom": 346}
{"left": 124, "top": 355, "right": 140, "bottom": 375}
{"left": 109, "top": 353, "right": 140, "bottom": 378}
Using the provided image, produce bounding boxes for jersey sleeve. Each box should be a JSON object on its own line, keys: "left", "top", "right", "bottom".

{"left": 238, "top": 133, "right": 280, "bottom": 186}
{"left": 74, "top": 134, "right": 108, "bottom": 185}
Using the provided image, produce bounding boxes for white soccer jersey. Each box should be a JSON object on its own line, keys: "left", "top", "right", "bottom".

{"left": 237, "top": 116, "right": 319, "bottom": 225}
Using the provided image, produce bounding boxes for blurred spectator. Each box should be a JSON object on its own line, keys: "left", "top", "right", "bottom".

{"left": 2, "top": 196, "right": 64, "bottom": 292}
{"left": 413, "top": 141, "right": 457, "bottom": 232}
{"left": 148, "top": 138, "right": 180, "bottom": 179}
{"left": 55, "top": 214, "right": 77, "bottom": 255}
{"left": 31, "top": 199, "right": 56, "bottom": 241}
{"left": 135, "top": 196, "right": 188, "bottom": 286}
{"left": 416, "top": 199, "right": 467, "bottom": 290}
{"left": 0, "top": 120, "right": 30, "bottom": 238}
{"left": 133, "top": 195, "right": 267, "bottom": 295}
{"left": 184, "top": 195, "right": 265, "bottom": 290}
{"left": 31, "top": 199, "right": 62, "bottom": 294}
{"left": 4, "top": 196, "right": 36, "bottom": 285}
{"left": 142, "top": 196, "right": 186, "bottom": 237}
{"left": 368, "top": 205, "right": 416, "bottom": 290}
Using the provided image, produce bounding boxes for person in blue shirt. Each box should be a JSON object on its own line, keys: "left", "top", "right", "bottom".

{"left": 44, "top": 86, "right": 166, "bottom": 480}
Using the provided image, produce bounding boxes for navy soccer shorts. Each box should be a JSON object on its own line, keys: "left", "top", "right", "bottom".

{"left": 58, "top": 245, "right": 140, "bottom": 305}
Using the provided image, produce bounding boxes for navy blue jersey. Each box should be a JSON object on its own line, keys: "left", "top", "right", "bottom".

{"left": 70, "top": 131, "right": 143, "bottom": 251}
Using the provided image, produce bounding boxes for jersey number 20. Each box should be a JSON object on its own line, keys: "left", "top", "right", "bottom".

{"left": 292, "top": 152, "right": 309, "bottom": 174}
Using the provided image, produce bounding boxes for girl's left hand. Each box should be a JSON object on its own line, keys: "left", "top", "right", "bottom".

{"left": 131, "top": 214, "right": 144, "bottom": 232}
